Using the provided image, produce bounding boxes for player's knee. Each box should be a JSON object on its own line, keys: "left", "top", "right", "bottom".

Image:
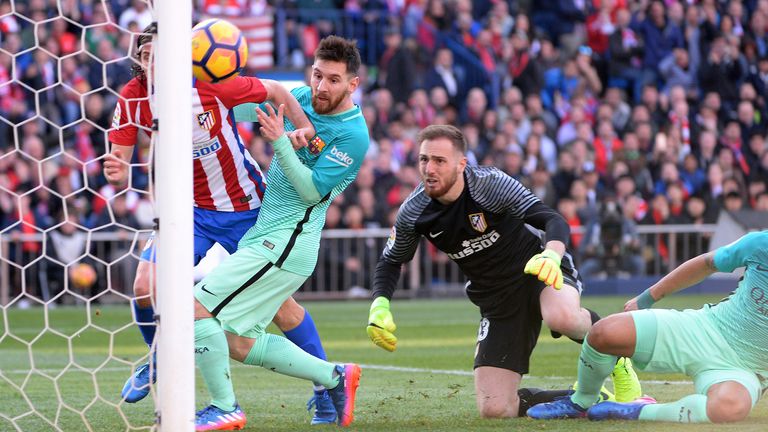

{"left": 228, "top": 346, "right": 248, "bottom": 363}
{"left": 133, "top": 266, "right": 153, "bottom": 308}
{"left": 225, "top": 333, "right": 253, "bottom": 363}
{"left": 707, "top": 386, "right": 752, "bottom": 423}
{"left": 585, "top": 316, "right": 627, "bottom": 351}
{"left": 543, "top": 308, "right": 580, "bottom": 335}
{"left": 476, "top": 396, "right": 518, "bottom": 418}
{"left": 585, "top": 320, "right": 611, "bottom": 349}
{"left": 478, "top": 403, "right": 517, "bottom": 418}
{"left": 272, "top": 298, "right": 305, "bottom": 331}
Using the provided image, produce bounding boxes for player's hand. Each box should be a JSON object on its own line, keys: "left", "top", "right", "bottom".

{"left": 625, "top": 287, "right": 656, "bottom": 311}
{"left": 367, "top": 297, "right": 397, "bottom": 352}
{"left": 103, "top": 150, "right": 128, "bottom": 186}
{"left": 524, "top": 249, "right": 564, "bottom": 289}
{"left": 624, "top": 297, "right": 640, "bottom": 312}
{"left": 286, "top": 128, "right": 310, "bottom": 150}
{"left": 255, "top": 103, "right": 286, "bottom": 142}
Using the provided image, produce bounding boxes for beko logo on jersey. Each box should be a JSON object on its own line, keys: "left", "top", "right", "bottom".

{"left": 447, "top": 230, "right": 501, "bottom": 260}
{"left": 326, "top": 146, "right": 354, "bottom": 168}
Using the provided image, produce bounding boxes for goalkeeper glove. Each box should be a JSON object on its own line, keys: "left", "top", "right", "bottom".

{"left": 524, "top": 249, "right": 564, "bottom": 289}
{"left": 367, "top": 297, "right": 397, "bottom": 352}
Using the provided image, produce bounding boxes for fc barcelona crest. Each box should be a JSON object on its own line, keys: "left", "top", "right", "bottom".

{"left": 308, "top": 135, "right": 327, "bottom": 155}
{"left": 469, "top": 213, "right": 487, "bottom": 233}
{"left": 197, "top": 110, "right": 215, "bottom": 130}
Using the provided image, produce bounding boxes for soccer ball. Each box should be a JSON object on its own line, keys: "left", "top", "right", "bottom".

{"left": 70, "top": 263, "right": 97, "bottom": 290}
{"left": 192, "top": 18, "right": 248, "bottom": 83}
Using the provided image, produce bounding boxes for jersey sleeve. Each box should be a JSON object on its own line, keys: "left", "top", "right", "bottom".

{"left": 108, "top": 87, "right": 140, "bottom": 146}
{"left": 233, "top": 87, "right": 309, "bottom": 126}
{"left": 232, "top": 102, "right": 259, "bottom": 122}
{"left": 713, "top": 231, "right": 767, "bottom": 272}
{"left": 311, "top": 129, "right": 368, "bottom": 197}
{"left": 205, "top": 76, "right": 268, "bottom": 108}
{"left": 381, "top": 201, "right": 422, "bottom": 265}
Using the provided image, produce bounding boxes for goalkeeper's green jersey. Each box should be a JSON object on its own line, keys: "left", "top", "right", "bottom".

{"left": 708, "top": 230, "right": 768, "bottom": 371}
{"left": 232, "top": 86, "right": 368, "bottom": 276}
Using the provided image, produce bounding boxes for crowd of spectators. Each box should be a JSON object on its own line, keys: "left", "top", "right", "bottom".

{"left": 271, "top": 0, "right": 768, "bottom": 277}
{"left": 1, "top": 0, "right": 768, "bottom": 300}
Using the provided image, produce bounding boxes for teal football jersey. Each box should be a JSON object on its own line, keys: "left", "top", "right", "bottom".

{"left": 708, "top": 230, "right": 768, "bottom": 371}
{"left": 233, "top": 86, "right": 369, "bottom": 276}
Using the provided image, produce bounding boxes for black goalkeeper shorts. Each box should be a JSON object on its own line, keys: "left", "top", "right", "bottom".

{"left": 472, "top": 287, "right": 543, "bottom": 375}
{"left": 471, "top": 260, "right": 583, "bottom": 374}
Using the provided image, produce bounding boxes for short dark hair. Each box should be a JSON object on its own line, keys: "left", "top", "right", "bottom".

{"left": 416, "top": 124, "right": 467, "bottom": 154}
{"left": 315, "top": 36, "right": 361, "bottom": 76}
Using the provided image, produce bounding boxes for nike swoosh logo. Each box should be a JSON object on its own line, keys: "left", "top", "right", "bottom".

{"left": 200, "top": 285, "right": 216, "bottom": 296}
{"left": 429, "top": 231, "right": 444, "bottom": 238}
{"left": 756, "top": 264, "right": 768, "bottom": 272}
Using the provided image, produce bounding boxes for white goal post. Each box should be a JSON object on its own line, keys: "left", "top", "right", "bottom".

{"left": 154, "top": 0, "right": 194, "bottom": 430}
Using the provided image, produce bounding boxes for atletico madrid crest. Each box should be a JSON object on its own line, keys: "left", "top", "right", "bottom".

{"left": 469, "top": 213, "right": 487, "bottom": 233}
{"left": 197, "top": 110, "right": 215, "bottom": 130}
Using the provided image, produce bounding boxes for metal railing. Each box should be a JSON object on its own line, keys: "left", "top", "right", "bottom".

{"left": 0, "top": 224, "right": 718, "bottom": 305}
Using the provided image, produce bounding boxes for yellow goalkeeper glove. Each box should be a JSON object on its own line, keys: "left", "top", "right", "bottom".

{"left": 524, "top": 249, "right": 564, "bottom": 289}
{"left": 367, "top": 297, "right": 397, "bottom": 352}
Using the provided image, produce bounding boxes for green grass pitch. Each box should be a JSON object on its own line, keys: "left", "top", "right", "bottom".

{"left": 1, "top": 295, "right": 766, "bottom": 431}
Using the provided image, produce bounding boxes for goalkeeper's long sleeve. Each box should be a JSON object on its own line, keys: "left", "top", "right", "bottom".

{"left": 522, "top": 202, "right": 570, "bottom": 247}
{"left": 371, "top": 259, "right": 402, "bottom": 300}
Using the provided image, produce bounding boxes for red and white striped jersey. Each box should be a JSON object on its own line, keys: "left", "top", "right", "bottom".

{"left": 109, "top": 75, "right": 268, "bottom": 212}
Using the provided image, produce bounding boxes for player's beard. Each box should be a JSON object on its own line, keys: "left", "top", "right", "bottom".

{"left": 312, "top": 90, "right": 345, "bottom": 114}
{"left": 423, "top": 169, "right": 458, "bottom": 199}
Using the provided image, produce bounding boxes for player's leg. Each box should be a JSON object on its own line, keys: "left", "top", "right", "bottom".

{"left": 527, "top": 312, "right": 639, "bottom": 419}
{"left": 133, "top": 258, "right": 156, "bottom": 343}
{"left": 473, "top": 297, "right": 542, "bottom": 418}
{"left": 214, "top": 206, "right": 336, "bottom": 423}
{"left": 194, "top": 246, "right": 361, "bottom": 427}
{"left": 474, "top": 367, "right": 523, "bottom": 418}
{"left": 540, "top": 265, "right": 640, "bottom": 402}
{"left": 273, "top": 297, "right": 327, "bottom": 363}
{"left": 120, "top": 236, "right": 157, "bottom": 403}
{"left": 193, "top": 299, "right": 247, "bottom": 431}
{"left": 571, "top": 312, "right": 638, "bottom": 407}
{"left": 703, "top": 379, "right": 754, "bottom": 422}
{"left": 587, "top": 308, "right": 760, "bottom": 423}
{"left": 273, "top": 297, "right": 336, "bottom": 424}
{"left": 632, "top": 369, "right": 759, "bottom": 423}
{"left": 539, "top": 284, "right": 592, "bottom": 340}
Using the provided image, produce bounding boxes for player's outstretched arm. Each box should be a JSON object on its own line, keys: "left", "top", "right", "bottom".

{"left": 255, "top": 103, "right": 322, "bottom": 203}
{"left": 260, "top": 79, "right": 315, "bottom": 140}
{"left": 103, "top": 144, "right": 134, "bottom": 186}
{"left": 625, "top": 251, "right": 718, "bottom": 311}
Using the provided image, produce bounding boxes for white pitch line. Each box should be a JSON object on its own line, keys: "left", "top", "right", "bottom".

{"left": 1, "top": 363, "right": 694, "bottom": 386}
{"left": 356, "top": 363, "right": 693, "bottom": 386}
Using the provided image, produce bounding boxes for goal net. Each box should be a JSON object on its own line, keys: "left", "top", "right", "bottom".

{"left": 0, "top": 0, "right": 193, "bottom": 430}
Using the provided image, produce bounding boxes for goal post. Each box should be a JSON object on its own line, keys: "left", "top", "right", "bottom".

{"left": 154, "top": 0, "right": 194, "bottom": 430}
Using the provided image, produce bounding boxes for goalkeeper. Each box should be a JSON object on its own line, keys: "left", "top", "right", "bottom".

{"left": 366, "top": 124, "right": 642, "bottom": 418}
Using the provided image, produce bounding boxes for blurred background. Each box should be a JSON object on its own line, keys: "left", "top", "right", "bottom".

{"left": 1, "top": 0, "right": 767, "bottom": 308}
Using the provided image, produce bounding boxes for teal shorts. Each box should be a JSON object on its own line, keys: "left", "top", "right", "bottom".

{"left": 194, "top": 244, "right": 306, "bottom": 338}
{"left": 631, "top": 308, "right": 767, "bottom": 406}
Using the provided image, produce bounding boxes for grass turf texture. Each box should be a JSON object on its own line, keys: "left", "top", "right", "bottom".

{"left": 1, "top": 295, "right": 766, "bottom": 431}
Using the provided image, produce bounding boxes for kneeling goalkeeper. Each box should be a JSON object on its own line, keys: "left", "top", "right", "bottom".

{"left": 366, "top": 125, "right": 643, "bottom": 417}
